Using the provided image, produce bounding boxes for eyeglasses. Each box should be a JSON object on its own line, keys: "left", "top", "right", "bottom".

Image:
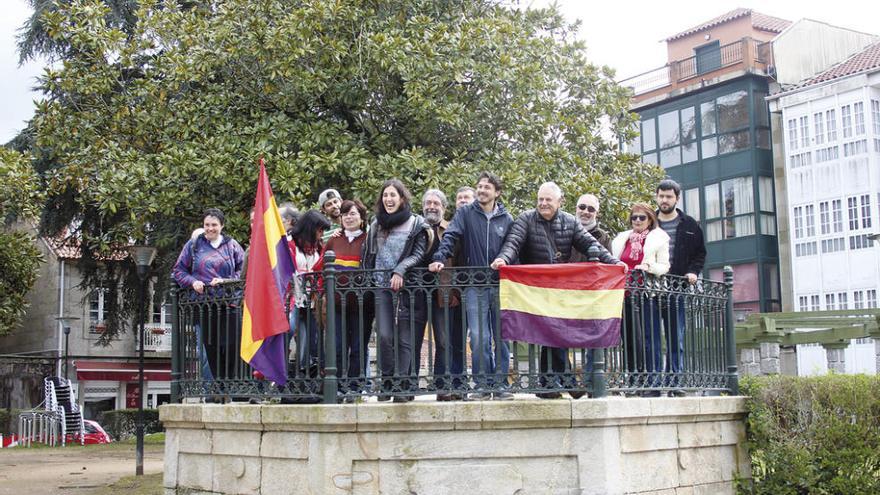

{"left": 630, "top": 214, "right": 648, "bottom": 222}
{"left": 577, "top": 204, "right": 597, "bottom": 213}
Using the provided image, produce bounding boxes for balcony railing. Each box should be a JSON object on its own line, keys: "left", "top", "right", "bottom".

{"left": 143, "top": 324, "right": 172, "bottom": 352}
{"left": 170, "top": 254, "right": 738, "bottom": 403}
{"left": 619, "top": 37, "right": 771, "bottom": 98}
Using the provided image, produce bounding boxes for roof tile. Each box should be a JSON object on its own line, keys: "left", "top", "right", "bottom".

{"left": 666, "top": 8, "right": 791, "bottom": 41}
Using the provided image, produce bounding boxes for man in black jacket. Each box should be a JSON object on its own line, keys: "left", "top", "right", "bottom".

{"left": 655, "top": 179, "right": 707, "bottom": 391}
{"left": 492, "top": 182, "right": 622, "bottom": 399}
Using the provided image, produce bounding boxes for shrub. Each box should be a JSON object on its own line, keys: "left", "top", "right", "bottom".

{"left": 97, "top": 409, "right": 163, "bottom": 441}
{"left": 738, "top": 374, "right": 880, "bottom": 494}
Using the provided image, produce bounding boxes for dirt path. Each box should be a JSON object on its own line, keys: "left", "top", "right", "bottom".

{"left": 0, "top": 444, "right": 163, "bottom": 495}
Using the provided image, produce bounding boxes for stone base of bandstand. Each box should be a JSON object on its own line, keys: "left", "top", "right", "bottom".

{"left": 160, "top": 396, "right": 749, "bottom": 495}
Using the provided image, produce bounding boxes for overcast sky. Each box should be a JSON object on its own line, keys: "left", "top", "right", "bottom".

{"left": 3, "top": 0, "right": 880, "bottom": 143}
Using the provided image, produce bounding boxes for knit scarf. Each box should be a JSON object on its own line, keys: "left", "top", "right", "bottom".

{"left": 377, "top": 202, "right": 412, "bottom": 230}
{"left": 627, "top": 229, "right": 650, "bottom": 260}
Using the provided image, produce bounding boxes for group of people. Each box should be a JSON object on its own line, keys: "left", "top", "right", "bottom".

{"left": 171, "top": 173, "right": 706, "bottom": 401}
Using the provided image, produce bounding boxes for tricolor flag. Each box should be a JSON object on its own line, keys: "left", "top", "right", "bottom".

{"left": 499, "top": 263, "right": 626, "bottom": 348}
{"left": 240, "top": 159, "right": 295, "bottom": 385}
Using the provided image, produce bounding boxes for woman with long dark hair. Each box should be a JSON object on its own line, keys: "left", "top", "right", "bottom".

{"left": 362, "top": 179, "right": 433, "bottom": 402}
{"left": 288, "top": 210, "right": 331, "bottom": 374}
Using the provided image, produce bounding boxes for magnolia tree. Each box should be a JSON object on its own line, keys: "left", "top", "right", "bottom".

{"left": 29, "top": 0, "right": 661, "bottom": 337}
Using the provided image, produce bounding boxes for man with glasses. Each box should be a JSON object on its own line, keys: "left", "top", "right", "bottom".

{"left": 570, "top": 194, "right": 611, "bottom": 261}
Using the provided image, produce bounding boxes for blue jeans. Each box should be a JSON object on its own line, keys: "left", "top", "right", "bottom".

{"left": 430, "top": 298, "right": 465, "bottom": 390}
{"left": 294, "top": 307, "right": 320, "bottom": 374}
{"left": 662, "top": 296, "right": 687, "bottom": 381}
{"left": 464, "top": 287, "right": 509, "bottom": 388}
{"left": 194, "top": 323, "right": 214, "bottom": 382}
{"left": 622, "top": 297, "right": 663, "bottom": 386}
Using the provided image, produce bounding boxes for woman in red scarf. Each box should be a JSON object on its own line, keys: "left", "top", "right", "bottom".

{"left": 611, "top": 203, "right": 670, "bottom": 395}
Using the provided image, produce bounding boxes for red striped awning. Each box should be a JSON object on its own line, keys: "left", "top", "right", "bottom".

{"left": 74, "top": 360, "right": 171, "bottom": 382}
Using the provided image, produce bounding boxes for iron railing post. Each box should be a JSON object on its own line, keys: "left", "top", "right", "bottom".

{"left": 724, "top": 266, "right": 739, "bottom": 394}
{"left": 170, "top": 286, "right": 181, "bottom": 403}
{"left": 323, "top": 251, "right": 338, "bottom": 404}
{"left": 591, "top": 349, "right": 606, "bottom": 398}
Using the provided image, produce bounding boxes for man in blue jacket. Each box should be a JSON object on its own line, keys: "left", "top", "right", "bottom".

{"left": 429, "top": 172, "right": 514, "bottom": 400}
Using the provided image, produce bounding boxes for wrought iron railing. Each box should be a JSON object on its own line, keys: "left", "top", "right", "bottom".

{"left": 619, "top": 37, "right": 772, "bottom": 97}
{"left": 170, "top": 255, "right": 737, "bottom": 403}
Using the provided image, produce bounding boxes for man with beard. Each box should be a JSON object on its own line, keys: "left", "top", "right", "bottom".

{"left": 569, "top": 193, "right": 611, "bottom": 261}
{"left": 420, "top": 189, "right": 466, "bottom": 400}
{"left": 492, "top": 182, "right": 622, "bottom": 399}
{"left": 318, "top": 188, "right": 343, "bottom": 242}
{"left": 430, "top": 172, "right": 514, "bottom": 400}
{"left": 455, "top": 186, "right": 475, "bottom": 209}
{"left": 655, "top": 179, "right": 706, "bottom": 395}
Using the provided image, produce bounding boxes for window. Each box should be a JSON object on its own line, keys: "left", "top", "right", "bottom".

{"left": 810, "top": 295, "right": 820, "bottom": 311}
{"left": 790, "top": 152, "right": 812, "bottom": 168}
{"left": 854, "top": 102, "right": 865, "bottom": 135}
{"left": 820, "top": 237, "right": 845, "bottom": 253}
{"left": 787, "top": 118, "right": 798, "bottom": 151}
{"left": 854, "top": 290, "right": 864, "bottom": 309}
{"left": 683, "top": 187, "right": 701, "bottom": 221}
{"left": 793, "top": 206, "right": 804, "bottom": 239}
{"left": 658, "top": 110, "right": 681, "bottom": 168}
{"left": 842, "top": 104, "right": 852, "bottom": 138}
{"left": 848, "top": 197, "right": 859, "bottom": 230}
{"left": 704, "top": 184, "right": 722, "bottom": 241}
{"left": 758, "top": 177, "right": 775, "bottom": 234}
{"left": 832, "top": 199, "right": 843, "bottom": 232}
{"left": 825, "top": 293, "right": 836, "bottom": 310}
{"left": 819, "top": 201, "right": 830, "bottom": 235}
{"left": 701, "top": 91, "right": 751, "bottom": 157}
{"left": 814, "top": 112, "right": 825, "bottom": 145}
{"left": 872, "top": 100, "right": 880, "bottom": 135}
{"left": 722, "top": 176, "right": 755, "bottom": 238}
{"left": 868, "top": 290, "right": 878, "bottom": 309}
{"left": 850, "top": 234, "right": 871, "bottom": 250}
{"left": 815, "top": 146, "right": 838, "bottom": 163}
{"left": 642, "top": 118, "right": 657, "bottom": 152}
{"left": 753, "top": 92, "right": 770, "bottom": 126}
{"left": 88, "top": 288, "right": 109, "bottom": 334}
{"left": 150, "top": 299, "right": 172, "bottom": 327}
{"left": 798, "top": 296, "right": 808, "bottom": 311}
{"left": 804, "top": 204, "right": 815, "bottom": 237}
{"left": 826, "top": 110, "right": 837, "bottom": 141}
{"left": 843, "top": 139, "right": 867, "bottom": 156}
{"left": 795, "top": 241, "right": 817, "bottom": 257}
{"left": 860, "top": 194, "right": 872, "bottom": 229}
{"left": 838, "top": 292, "right": 848, "bottom": 309}
{"left": 799, "top": 116, "right": 809, "bottom": 148}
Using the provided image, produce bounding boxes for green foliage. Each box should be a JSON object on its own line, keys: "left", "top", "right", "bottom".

{"left": 738, "top": 375, "right": 880, "bottom": 495}
{"left": 97, "top": 408, "right": 163, "bottom": 440}
{"left": 28, "top": 0, "right": 662, "bottom": 337}
{"left": 0, "top": 148, "right": 44, "bottom": 335}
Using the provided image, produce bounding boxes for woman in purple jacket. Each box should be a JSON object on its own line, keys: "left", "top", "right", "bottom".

{"left": 172, "top": 208, "right": 244, "bottom": 384}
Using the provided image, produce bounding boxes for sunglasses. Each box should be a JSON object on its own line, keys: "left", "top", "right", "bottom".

{"left": 577, "top": 204, "right": 597, "bottom": 212}
{"left": 630, "top": 214, "right": 648, "bottom": 222}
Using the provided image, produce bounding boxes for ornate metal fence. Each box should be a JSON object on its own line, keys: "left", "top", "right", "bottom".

{"left": 171, "top": 256, "right": 737, "bottom": 403}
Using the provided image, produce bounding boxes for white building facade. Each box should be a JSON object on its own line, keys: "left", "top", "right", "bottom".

{"left": 769, "top": 42, "right": 880, "bottom": 374}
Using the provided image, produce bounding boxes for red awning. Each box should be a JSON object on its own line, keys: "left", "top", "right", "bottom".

{"left": 75, "top": 360, "right": 171, "bottom": 382}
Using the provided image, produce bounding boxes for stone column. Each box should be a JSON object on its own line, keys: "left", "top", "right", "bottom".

{"left": 759, "top": 343, "right": 781, "bottom": 375}
{"left": 779, "top": 345, "right": 798, "bottom": 376}
{"left": 739, "top": 347, "right": 761, "bottom": 376}
{"left": 823, "top": 345, "right": 846, "bottom": 374}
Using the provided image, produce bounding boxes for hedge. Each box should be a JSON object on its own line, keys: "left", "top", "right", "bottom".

{"left": 738, "top": 374, "right": 880, "bottom": 494}
{"left": 97, "top": 409, "right": 163, "bottom": 441}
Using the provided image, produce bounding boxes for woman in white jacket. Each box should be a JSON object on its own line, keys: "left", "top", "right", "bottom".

{"left": 611, "top": 203, "right": 670, "bottom": 394}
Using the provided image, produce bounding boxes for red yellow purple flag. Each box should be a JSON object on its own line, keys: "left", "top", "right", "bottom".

{"left": 240, "top": 159, "right": 294, "bottom": 385}
{"left": 499, "top": 263, "right": 626, "bottom": 348}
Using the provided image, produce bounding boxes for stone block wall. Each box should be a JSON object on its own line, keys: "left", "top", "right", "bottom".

{"left": 161, "top": 397, "right": 749, "bottom": 495}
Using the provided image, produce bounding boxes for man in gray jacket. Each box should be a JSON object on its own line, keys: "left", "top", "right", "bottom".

{"left": 492, "top": 182, "right": 622, "bottom": 398}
